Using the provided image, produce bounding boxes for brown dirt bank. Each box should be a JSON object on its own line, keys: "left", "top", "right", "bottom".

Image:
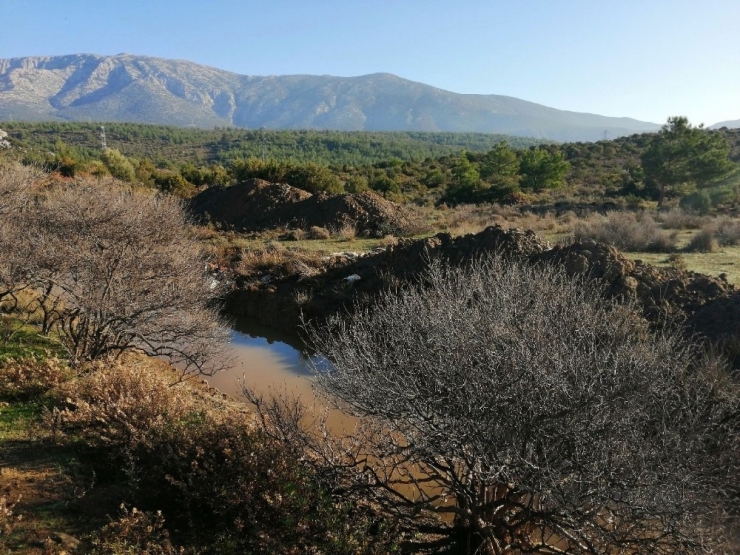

{"left": 225, "top": 226, "right": 737, "bottom": 355}
{"left": 190, "top": 178, "right": 418, "bottom": 236}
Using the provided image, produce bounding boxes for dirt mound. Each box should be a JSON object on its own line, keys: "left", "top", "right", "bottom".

{"left": 689, "top": 292, "right": 740, "bottom": 344}
{"left": 190, "top": 179, "right": 416, "bottom": 236}
{"left": 531, "top": 240, "right": 734, "bottom": 326}
{"left": 295, "top": 191, "right": 417, "bottom": 236}
{"left": 226, "top": 226, "right": 738, "bottom": 351}
{"left": 190, "top": 179, "right": 311, "bottom": 230}
{"left": 227, "top": 226, "right": 551, "bottom": 330}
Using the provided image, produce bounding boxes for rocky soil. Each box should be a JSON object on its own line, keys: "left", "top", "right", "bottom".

{"left": 190, "top": 178, "right": 418, "bottom": 236}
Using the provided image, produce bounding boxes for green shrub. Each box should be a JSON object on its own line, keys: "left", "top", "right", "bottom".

{"left": 345, "top": 175, "right": 370, "bottom": 193}
{"left": 679, "top": 191, "right": 712, "bottom": 214}
{"left": 101, "top": 148, "right": 136, "bottom": 182}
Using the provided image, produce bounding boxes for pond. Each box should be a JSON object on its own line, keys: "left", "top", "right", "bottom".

{"left": 206, "top": 318, "right": 319, "bottom": 401}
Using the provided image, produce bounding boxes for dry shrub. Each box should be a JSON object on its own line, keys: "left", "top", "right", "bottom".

{"left": 714, "top": 216, "right": 740, "bottom": 246}
{"left": 236, "top": 246, "right": 325, "bottom": 280}
{"left": 282, "top": 227, "right": 306, "bottom": 241}
{"left": 573, "top": 211, "right": 676, "bottom": 252}
{"left": 378, "top": 234, "right": 399, "bottom": 248}
{"left": 88, "top": 506, "right": 193, "bottom": 555}
{"left": 559, "top": 210, "right": 579, "bottom": 225}
{"left": 333, "top": 222, "right": 357, "bottom": 241}
{"left": 659, "top": 208, "right": 707, "bottom": 230}
{"left": 307, "top": 225, "right": 331, "bottom": 240}
{"left": 685, "top": 226, "right": 719, "bottom": 253}
{"left": 0, "top": 357, "right": 71, "bottom": 400}
{"left": 666, "top": 253, "right": 688, "bottom": 271}
{"left": 52, "top": 358, "right": 396, "bottom": 553}
{"left": 0, "top": 495, "right": 20, "bottom": 538}
{"left": 52, "top": 356, "right": 216, "bottom": 449}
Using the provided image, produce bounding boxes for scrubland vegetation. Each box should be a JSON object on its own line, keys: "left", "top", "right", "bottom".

{"left": 1, "top": 117, "right": 740, "bottom": 553}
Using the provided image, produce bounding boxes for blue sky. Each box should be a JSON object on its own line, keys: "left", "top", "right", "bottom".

{"left": 1, "top": 0, "right": 738, "bottom": 125}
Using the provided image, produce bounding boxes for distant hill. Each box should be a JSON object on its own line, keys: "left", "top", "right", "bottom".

{"left": 710, "top": 119, "right": 740, "bottom": 130}
{"left": 0, "top": 53, "right": 661, "bottom": 141}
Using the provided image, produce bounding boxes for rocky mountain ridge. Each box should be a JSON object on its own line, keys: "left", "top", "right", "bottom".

{"left": 0, "top": 53, "right": 663, "bottom": 141}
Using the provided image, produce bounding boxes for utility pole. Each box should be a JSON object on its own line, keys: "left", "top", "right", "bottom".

{"left": 259, "top": 126, "right": 266, "bottom": 160}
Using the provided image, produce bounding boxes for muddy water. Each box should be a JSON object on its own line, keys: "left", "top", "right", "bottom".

{"left": 207, "top": 318, "right": 319, "bottom": 401}
{"left": 211, "top": 320, "right": 456, "bottom": 513}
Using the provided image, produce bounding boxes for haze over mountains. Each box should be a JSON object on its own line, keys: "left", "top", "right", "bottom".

{"left": 0, "top": 53, "right": 670, "bottom": 141}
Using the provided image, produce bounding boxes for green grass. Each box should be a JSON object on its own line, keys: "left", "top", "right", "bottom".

{"left": 625, "top": 247, "right": 740, "bottom": 284}
{"left": 0, "top": 401, "right": 43, "bottom": 441}
{"left": 0, "top": 321, "right": 63, "bottom": 363}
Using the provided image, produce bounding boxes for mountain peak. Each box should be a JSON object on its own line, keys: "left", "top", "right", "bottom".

{"left": 0, "top": 53, "right": 660, "bottom": 140}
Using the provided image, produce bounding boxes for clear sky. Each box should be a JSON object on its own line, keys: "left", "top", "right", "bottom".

{"left": 1, "top": 0, "right": 738, "bottom": 126}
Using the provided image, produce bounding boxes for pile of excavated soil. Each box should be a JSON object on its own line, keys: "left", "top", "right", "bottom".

{"left": 226, "top": 226, "right": 737, "bottom": 350}
{"left": 190, "top": 179, "right": 417, "bottom": 236}
{"left": 531, "top": 240, "right": 733, "bottom": 327}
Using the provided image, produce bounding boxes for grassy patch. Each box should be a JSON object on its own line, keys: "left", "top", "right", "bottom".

{"left": 0, "top": 401, "right": 43, "bottom": 441}
{"left": 0, "top": 323, "right": 62, "bottom": 363}
{"left": 624, "top": 245, "right": 740, "bottom": 284}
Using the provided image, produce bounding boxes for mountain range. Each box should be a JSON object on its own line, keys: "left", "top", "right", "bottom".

{"left": 0, "top": 53, "right": 669, "bottom": 141}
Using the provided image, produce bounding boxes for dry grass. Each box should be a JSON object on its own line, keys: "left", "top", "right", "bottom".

{"left": 332, "top": 222, "right": 358, "bottom": 241}
{"left": 307, "top": 225, "right": 331, "bottom": 240}
{"left": 657, "top": 208, "right": 708, "bottom": 230}
{"left": 684, "top": 226, "right": 719, "bottom": 253}
{"left": 235, "top": 244, "right": 327, "bottom": 280}
{"left": 573, "top": 211, "right": 677, "bottom": 252}
{"left": 50, "top": 355, "right": 239, "bottom": 448}
{"left": 432, "top": 203, "right": 577, "bottom": 240}
{"left": 715, "top": 216, "right": 740, "bottom": 246}
{"left": 0, "top": 357, "right": 71, "bottom": 401}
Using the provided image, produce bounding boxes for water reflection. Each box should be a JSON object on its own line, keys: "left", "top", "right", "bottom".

{"left": 206, "top": 318, "right": 321, "bottom": 400}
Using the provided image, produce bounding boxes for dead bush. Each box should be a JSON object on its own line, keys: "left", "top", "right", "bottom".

{"left": 573, "top": 211, "right": 676, "bottom": 252}
{"left": 715, "top": 216, "right": 740, "bottom": 246}
{"left": 2, "top": 177, "right": 231, "bottom": 373}
{"left": 88, "top": 506, "right": 193, "bottom": 555}
{"left": 0, "top": 357, "right": 71, "bottom": 400}
{"left": 300, "top": 254, "right": 739, "bottom": 554}
{"left": 236, "top": 246, "right": 325, "bottom": 280}
{"left": 307, "top": 225, "right": 331, "bottom": 240}
{"left": 52, "top": 357, "right": 396, "bottom": 554}
{"left": 658, "top": 208, "right": 707, "bottom": 230}
{"left": 685, "top": 226, "right": 719, "bottom": 253}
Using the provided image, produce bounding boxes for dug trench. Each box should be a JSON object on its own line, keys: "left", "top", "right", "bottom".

{"left": 222, "top": 224, "right": 740, "bottom": 366}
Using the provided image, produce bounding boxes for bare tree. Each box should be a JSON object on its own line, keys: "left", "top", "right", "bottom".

{"left": 283, "top": 255, "right": 740, "bottom": 554}
{"left": 0, "top": 164, "right": 42, "bottom": 308}
{"left": 2, "top": 172, "right": 230, "bottom": 374}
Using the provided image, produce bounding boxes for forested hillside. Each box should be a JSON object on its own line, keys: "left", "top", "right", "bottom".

{"left": 1, "top": 121, "right": 544, "bottom": 166}
{"left": 2, "top": 120, "right": 738, "bottom": 208}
